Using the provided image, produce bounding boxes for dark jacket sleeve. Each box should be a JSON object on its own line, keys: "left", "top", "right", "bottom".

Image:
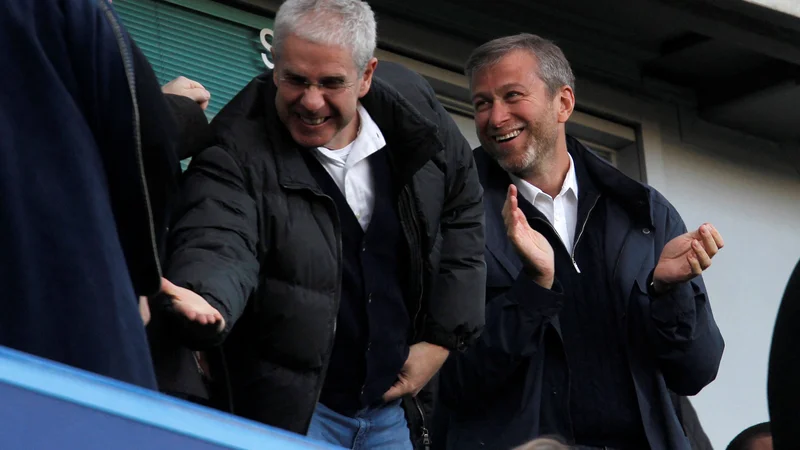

{"left": 164, "top": 145, "right": 260, "bottom": 347}
{"left": 163, "top": 94, "right": 213, "bottom": 160}
{"left": 438, "top": 274, "right": 563, "bottom": 410}
{"left": 677, "top": 396, "right": 714, "bottom": 450}
{"left": 130, "top": 40, "right": 181, "bottom": 269}
{"left": 420, "top": 82, "right": 487, "bottom": 351}
{"left": 647, "top": 204, "right": 724, "bottom": 396}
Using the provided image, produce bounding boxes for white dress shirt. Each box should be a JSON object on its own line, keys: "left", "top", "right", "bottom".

{"left": 511, "top": 154, "right": 579, "bottom": 255}
{"left": 313, "top": 104, "right": 386, "bottom": 230}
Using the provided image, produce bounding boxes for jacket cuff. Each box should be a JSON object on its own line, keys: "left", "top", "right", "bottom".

{"left": 419, "top": 320, "right": 480, "bottom": 352}
{"left": 164, "top": 94, "right": 213, "bottom": 160}
{"left": 647, "top": 270, "right": 697, "bottom": 324}
{"left": 508, "top": 272, "right": 564, "bottom": 319}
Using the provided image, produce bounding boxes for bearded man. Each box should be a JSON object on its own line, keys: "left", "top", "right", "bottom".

{"left": 437, "top": 33, "right": 725, "bottom": 450}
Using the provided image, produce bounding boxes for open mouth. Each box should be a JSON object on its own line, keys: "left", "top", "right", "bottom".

{"left": 493, "top": 129, "right": 523, "bottom": 143}
{"left": 298, "top": 114, "right": 329, "bottom": 126}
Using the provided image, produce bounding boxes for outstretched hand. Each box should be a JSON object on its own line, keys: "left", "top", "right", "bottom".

{"left": 160, "top": 278, "right": 225, "bottom": 333}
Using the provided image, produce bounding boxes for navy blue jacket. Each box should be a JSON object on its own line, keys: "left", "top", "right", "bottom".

{"left": 438, "top": 136, "right": 724, "bottom": 450}
{"left": 0, "top": 0, "right": 178, "bottom": 388}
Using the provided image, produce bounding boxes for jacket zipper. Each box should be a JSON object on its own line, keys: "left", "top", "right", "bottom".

{"left": 394, "top": 186, "right": 431, "bottom": 449}
{"left": 562, "top": 192, "right": 599, "bottom": 444}
{"left": 533, "top": 194, "right": 600, "bottom": 273}
{"left": 533, "top": 195, "right": 599, "bottom": 442}
{"left": 569, "top": 195, "right": 601, "bottom": 273}
{"left": 284, "top": 185, "right": 342, "bottom": 428}
{"left": 412, "top": 396, "right": 431, "bottom": 450}
{"left": 101, "top": 2, "right": 162, "bottom": 278}
{"left": 399, "top": 185, "right": 425, "bottom": 337}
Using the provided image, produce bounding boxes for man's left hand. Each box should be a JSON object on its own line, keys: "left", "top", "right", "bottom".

{"left": 382, "top": 342, "right": 450, "bottom": 402}
{"left": 653, "top": 223, "right": 724, "bottom": 294}
{"left": 162, "top": 76, "right": 211, "bottom": 110}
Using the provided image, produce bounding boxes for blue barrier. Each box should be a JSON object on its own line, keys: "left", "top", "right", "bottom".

{"left": 0, "top": 346, "right": 341, "bottom": 449}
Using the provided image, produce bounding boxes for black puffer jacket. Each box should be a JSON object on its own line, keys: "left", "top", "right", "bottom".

{"left": 165, "top": 61, "right": 486, "bottom": 439}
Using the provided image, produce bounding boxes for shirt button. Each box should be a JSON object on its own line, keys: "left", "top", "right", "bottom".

{"left": 642, "top": 228, "right": 651, "bottom": 235}
{"left": 368, "top": 293, "right": 373, "bottom": 303}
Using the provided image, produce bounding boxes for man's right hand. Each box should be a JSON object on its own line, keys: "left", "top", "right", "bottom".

{"left": 502, "top": 184, "right": 555, "bottom": 289}
{"left": 160, "top": 278, "right": 225, "bottom": 333}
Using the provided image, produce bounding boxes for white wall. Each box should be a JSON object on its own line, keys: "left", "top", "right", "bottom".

{"left": 742, "top": 0, "right": 800, "bottom": 18}
{"left": 658, "top": 118, "right": 800, "bottom": 449}
{"left": 449, "top": 112, "right": 481, "bottom": 150}
{"left": 580, "top": 80, "right": 800, "bottom": 449}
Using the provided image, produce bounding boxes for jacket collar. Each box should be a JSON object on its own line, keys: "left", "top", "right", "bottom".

{"left": 476, "top": 134, "right": 654, "bottom": 231}
{"left": 219, "top": 71, "right": 443, "bottom": 191}
{"left": 476, "top": 148, "right": 525, "bottom": 277}
{"left": 564, "top": 135, "right": 653, "bottom": 229}
{"left": 360, "top": 75, "right": 442, "bottom": 184}
{"left": 477, "top": 134, "right": 655, "bottom": 277}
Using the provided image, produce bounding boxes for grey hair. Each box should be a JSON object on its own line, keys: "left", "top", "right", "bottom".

{"left": 465, "top": 33, "right": 575, "bottom": 96}
{"left": 272, "top": 0, "right": 377, "bottom": 73}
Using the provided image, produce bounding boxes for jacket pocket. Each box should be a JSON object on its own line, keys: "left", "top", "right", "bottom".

{"left": 253, "top": 279, "right": 334, "bottom": 370}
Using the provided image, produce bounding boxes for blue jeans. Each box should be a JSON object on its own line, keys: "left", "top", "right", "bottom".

{"left": 307, "top": 400, "right": 413, "bottom": 450}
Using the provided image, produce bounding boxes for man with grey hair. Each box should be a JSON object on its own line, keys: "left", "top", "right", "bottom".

{"left": 437, "top": 33, "right": 725, "bottom": 450}
{"left": 160, "top": 0, "right": 486, "bottom": 448}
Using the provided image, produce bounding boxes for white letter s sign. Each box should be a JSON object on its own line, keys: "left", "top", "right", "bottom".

{"left": 260, "top": 28, "right": 274, "bottom": 69}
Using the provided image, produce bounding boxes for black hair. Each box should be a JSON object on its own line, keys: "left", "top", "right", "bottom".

{"left": 726, "top": 422, "right": 771, "bottom": 450}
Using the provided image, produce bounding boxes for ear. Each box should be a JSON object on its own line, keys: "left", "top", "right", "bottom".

{"left": 358, "top": 57, "right": 379, "bottom": 98}
{"left": 273, "top": 68, "right": 279, "bottom": 86}
{"left": 556, "top": 85, "right": 575, "bottom": 124}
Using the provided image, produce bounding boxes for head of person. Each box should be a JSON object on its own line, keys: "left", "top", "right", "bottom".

{"left": 512, "top": 436, "right": 569, "bottom": 450}
{"left": 727, "top": 422, "right": 772, "bottom": 450}
{"left": 466, "top": 33, "right": 575, "bottom": 179}
{"left": 271, "top": 0, "right": 378, "bottom": 150}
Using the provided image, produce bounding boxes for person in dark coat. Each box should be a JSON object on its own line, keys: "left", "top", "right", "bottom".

{"left": 0, "top": 0, "right": 180, "bottom": 388}
{"left": 768, "top": 259, "right": 800, "bottom": 450}
{"left": 157, "top": 0, "right": 486, "bottom": 447}
{"left": 438, "top": 33, "right": 725, "bottom": 450}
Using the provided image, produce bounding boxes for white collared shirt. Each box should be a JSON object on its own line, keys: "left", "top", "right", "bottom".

{"left": 313, "top": 104, "right": 386, "bottom": 230}
{"left": 510, "top": 154, "right": 579, "bottom": 253}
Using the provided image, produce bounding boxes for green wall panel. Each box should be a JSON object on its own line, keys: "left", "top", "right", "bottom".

{"left": 114, "top": 0, "right": 274, "bottom": 118}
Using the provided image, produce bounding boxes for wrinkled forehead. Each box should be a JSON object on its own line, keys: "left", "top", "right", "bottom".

{"left": 275, "top": 35, "right": 357, "bottom": 79}
{"left": 470, "top": 51, "right": 543, "bottom": 93}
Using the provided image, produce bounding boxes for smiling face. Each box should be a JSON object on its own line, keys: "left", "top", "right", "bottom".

{"left": 273, "top": 33, "right": 376, "bottom": 149}
{"left": 470, "top": 50, "right": 564, "bottom": 178}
